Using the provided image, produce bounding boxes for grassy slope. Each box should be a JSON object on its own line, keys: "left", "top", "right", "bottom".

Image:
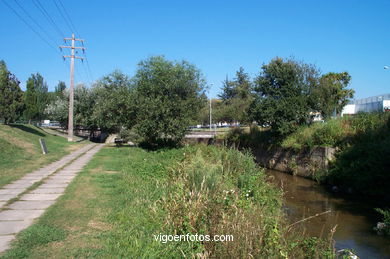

{"left": 0, "top": 124, "right": 86, "bottom": 187}
{"left": 2, "top": 145, "right": 333, "bottom": 258}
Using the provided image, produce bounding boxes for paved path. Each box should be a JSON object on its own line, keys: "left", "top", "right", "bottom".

{"left": 0, "top": 144, "right": 104, "bottom": 253}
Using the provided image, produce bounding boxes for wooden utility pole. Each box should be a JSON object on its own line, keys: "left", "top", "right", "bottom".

{"left": 60, "top": 34, "right": 85, "bottom": 142}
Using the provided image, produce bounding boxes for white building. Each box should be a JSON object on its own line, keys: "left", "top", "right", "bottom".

{"left": 341, "top": 94, "right": 390, "bottom": 116}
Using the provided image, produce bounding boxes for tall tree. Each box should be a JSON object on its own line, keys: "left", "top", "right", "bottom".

{"left": 24, "top": 73, "right": 48, "bottom": 122}
{"left": 216, "top": 67, "right": 253, "bottom": 123}
{"left": 132, "top": 56, "right": 206, "bottom": 145}
{"left": 55, "top": 81, "right": 66, "bottom": 96}
{"left": 250, "top": 57, "right": 319, "bottom": 136}
{"left": 218, "top": 76, "right": 236, "bottom": 101}
{"left": 310, "top": 72, "right": 354, "bottom": 119}
{"left": 92, "top": 70, "right": 134, "bottom": 132}
{"left": 0, "top": 60, "right": 24, "bottom": 124}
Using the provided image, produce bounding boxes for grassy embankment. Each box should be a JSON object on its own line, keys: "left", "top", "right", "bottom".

{"left": 0, "top": 124, "right": 86, "bottom": 188}
{"left": 2, "top": 145, "right": 333, "bottom": 258}
{"left": 224, "top": 113, "right": 390, "bottom": 200}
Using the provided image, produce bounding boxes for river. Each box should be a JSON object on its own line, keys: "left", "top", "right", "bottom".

{"left": 267, "top": 169, "right": 390, "bottom": 259}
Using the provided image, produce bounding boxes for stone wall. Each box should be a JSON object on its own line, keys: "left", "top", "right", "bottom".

{"left": 252, "top": 146, "right": 335, "bottom": 178}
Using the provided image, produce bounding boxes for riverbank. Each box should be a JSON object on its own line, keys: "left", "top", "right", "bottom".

{"left": 2, "top": 145, "right": 334, "bottom": 258}
{"left": 224, "top": 113, "right": 390, "bottom": 203}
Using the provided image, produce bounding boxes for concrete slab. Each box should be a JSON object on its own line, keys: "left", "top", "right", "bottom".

{"left": 3, "top": 183, "right": 32, "bottom": 189}
{"left": 0, "top": 201, "right": 6, "bottom": 207}
{"left": 8, "top": 200, "right": 55, "bottom": 210}
{"left": 44, "top": 179, "right": 71, "bottom": 184}
{"left": 0, "top": 194, "right": 18, "bottom": 201}
{"left": 50, "top": 175, "right": 75, "bottom": 179}
{"left": 20, "top": 193, "right": 62, "bottom": 201}
{"left": 0, "top": 220, "right": 33, "bottom": 235}
{"left": 0, "top": 209, "right": 45, "bottom": 220}
{"left": 39, "top": 184, "right": 68, "bottom": 188}
{"left": 20, "top": 176, "right": 44, "bottom": 180}
{"left": 0, "top": 235, "right": 15, "bottom": 253}
{"left": 30, "top": 188, "right": 65, "bottom": 194}
{"left": 12, "top": 179, "right": 39, "bottom": 185}
{"left": 0, "top": 189, "right": 25, "bottom": 195}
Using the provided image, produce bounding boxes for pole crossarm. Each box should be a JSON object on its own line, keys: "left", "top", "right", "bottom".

{"left": 60, "top": 45, "right": 86, "bottom": 50}
{"left": 63, "top": 55, "right": 85, "bottom": 60}
{"left": 64, "top": 37, "right": 84, "bottom": 42}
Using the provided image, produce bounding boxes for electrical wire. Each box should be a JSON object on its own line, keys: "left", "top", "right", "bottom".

{"left": 32, "top": 0, "right": 65, "bottom": 38}
{"left": 1, "top": 0, "right": 59, "bottom": 53}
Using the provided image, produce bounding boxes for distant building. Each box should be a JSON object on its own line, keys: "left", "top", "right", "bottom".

{"left": 341, "top": 94, "right": 390, "bottom": 116}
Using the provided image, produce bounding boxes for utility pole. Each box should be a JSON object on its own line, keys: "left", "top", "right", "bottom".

{"left": 60, "top": 34, "right": 85, "bottom": 142}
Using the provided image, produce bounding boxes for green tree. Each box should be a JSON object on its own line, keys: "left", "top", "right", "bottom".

{"left": 92, "top": 70, "right": 135, "bottom": 133}
{"left": 24, "top": 73, "right": 48, "bottom": 122}
{"left": 132, "top": 56, "right": 206, "bottom": 145}
{"left": 216, "top": 67, "right": 253, "bottom": 123}
{"left": 218, "top": 76, "right": 236, "bottom": 101}
{"left": 310, "top": 72, "right": 354, "bottom": 119}
{"left": 0, "top": 60, "right": 24, "bottom": 124}
{"left": 55, "top": 81, "right": 66, "bottom": 97}
{"left": 250, "top": 57, "right": 318, "bottom": 136}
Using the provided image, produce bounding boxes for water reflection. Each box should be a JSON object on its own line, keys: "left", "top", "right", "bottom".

{"left": 267, "top": 169, "right": 390, "bottom": 259}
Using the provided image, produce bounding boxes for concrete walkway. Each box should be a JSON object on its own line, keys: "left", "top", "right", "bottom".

{"left": 0, "top": 144, "right": 104, "bottom": 253}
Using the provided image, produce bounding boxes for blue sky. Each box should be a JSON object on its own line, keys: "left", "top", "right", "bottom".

{"left": 1, "top": 0, "right": 389, "bottom": 99}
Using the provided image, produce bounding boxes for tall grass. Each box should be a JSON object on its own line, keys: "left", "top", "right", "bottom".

{"left": 282, "top": 112, "right": 390, "bottom": 149}
{"left": 163, "top": 146, "right": 334, "bottom": 258}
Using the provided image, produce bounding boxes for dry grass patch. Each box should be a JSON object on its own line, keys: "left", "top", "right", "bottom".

{"left": 0, "top": 130, "right": 36, "bottom": 153}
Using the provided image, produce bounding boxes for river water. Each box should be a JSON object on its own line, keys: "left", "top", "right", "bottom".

{"left": 267, "top": 169, "right": 390, "bottom": 259}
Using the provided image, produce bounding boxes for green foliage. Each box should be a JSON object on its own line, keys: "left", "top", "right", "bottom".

{"left": 164, "top": 145, "right": 333, "bottom": 258}
{"left": 250, "top": 57, "right": 318, "bottom": 136}
{"left": 282, "top": 119, "right": 348, "bottom": 149}
{"left": 2, "top": 225, "right": 66, "bottom": 259}
{"left": 44, "top": 92, "right": 68, "bottom": 126}
{"left": 311, "top": 72, "right": 354, "bottom": 119}
{"left": 0, "top": 60, "right": 24, "bottom": 124}
{"left": 54, "top": 81, "right": 66, "bottom": 96}
{"left": 132, "top": 56, "right": 206, "bottom": 145}
{"left": 328, "top": 116, "right": 390, "bottom": 198}
{"left": 224, "top": 125, "right": 275, "bottom": 149}
{"left": 215, "top": 67, "right": 253, "bottom": 123}
{"left": 92, "top": 70, "right": 135, "bottom": 132}
{"left": 375, "top": 208, "right": 390, "bottom": 235}
{"left": 24, "top": 73, "right": 49, "bottom": 121}
{"left": 118, "top": 128, "right": 142, "bottom": 143}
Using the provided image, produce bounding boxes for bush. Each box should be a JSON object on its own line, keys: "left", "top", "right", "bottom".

{"left": 375, "top": 208, "right": 390, "bottom": 235}
{"left": 119, "top": 128, "right": 142, "bottom": 144}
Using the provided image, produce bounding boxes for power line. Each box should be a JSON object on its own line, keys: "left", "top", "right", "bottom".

{"left": 1, "top": 0, "right": 58, "bottom": 52}
{"left": 54, "top": 0, "right": 94, "bottom": 83}
{"left": 84, "top": 56, "right": 94, "bottom": 83}
{"left": 12, "top": 0, "right": 59, "bottom": 47}
{"left": 32, "top": 0, "right": 65, "bottom": 38}
{"left": 57, "top": 0, "right": 80, "bottom": 37}
{"left": 52, "top": 0, "right": 74, "bottom": 35}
